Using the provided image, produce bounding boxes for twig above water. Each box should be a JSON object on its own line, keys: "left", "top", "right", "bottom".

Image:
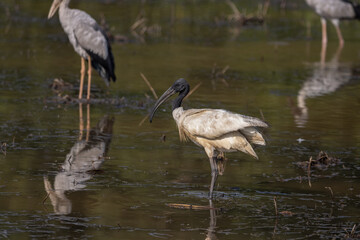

{"left": 166, "top": 203, "right": 217, "bottom": 210}
{"left": 184, "top": 82, "right": 202, "bottom": 101}
{"left": 140, "top": 72, "right": 158, "bottom": 99}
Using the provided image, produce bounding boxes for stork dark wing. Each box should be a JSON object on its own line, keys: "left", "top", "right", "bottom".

{"left": 74, "top": 22, "right": 116, "bottom": 85}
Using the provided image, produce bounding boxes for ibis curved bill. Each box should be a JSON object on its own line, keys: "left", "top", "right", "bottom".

{"left": 149, "top": 78, "right": 268, "bottom": 198}
{"left": 48, "top": 0, "right": 116, "bottom": 100}
{"left": 305, "top": 0, "right": 360, "bottom": 46}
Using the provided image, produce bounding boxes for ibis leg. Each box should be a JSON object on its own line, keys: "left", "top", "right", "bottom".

{"left": 87, "top": 56, "right": 92, "bottom": 101}
{"left": 321, "top": 18, "right": 327, "bottom": 46}
{"left": 78, "top": 58, "right": 86, "bottom": 99}
{"left": 209, "top": 157, "right": 218, "bottom": 199}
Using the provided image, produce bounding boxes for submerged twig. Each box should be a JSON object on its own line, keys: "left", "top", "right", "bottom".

{"left": 166, "top": 203, "right": 217, "bottom": 210}
{"left": 140, "top": 72, "right": 158, "bottom": 99}
{"left": 1, "top": 142, "right": 6, "bottom": 156}
{"left": 42, "top": 192, "right": 50, "bottom": 205}
{"left": 138, "top": 114, "right": 149, "bottom": 126}
{"left": 273, "top": 196, "right": 278, "bottom": 216}
{"left": 259, "top": 109, "right": 265, "bottom": 122}
{"left": 325, "top": 186, "right": 334, "bottom": 199}
{"left": 307, "top": 156, "right": 312, "bottom": 187}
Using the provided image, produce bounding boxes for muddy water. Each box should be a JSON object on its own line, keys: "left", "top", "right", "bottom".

{"left": 1, "top": 0, "right": 360, "bottom": 239}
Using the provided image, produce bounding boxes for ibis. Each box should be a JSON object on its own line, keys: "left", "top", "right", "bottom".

{"left": 305, "top": 0, "right": 360, "bottom": 46}
{"left": 48, "top": 0, "right": 116, "bottom": 100}
{"left": 149, "top": 78, "right": 268, "bottom": 198}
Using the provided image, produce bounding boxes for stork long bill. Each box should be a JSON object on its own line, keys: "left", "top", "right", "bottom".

{"left": 149, "top": 87, "right": 177, "bottom": 123}
{"left": 48, "top": 0, "right": 61, "bottom": 19}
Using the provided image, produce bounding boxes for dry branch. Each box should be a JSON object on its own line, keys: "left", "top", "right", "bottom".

{"left": 166, "top": 203, "right": 216, "bottom": 210}
{"left": 184, "top": 82, "right": 202, "bottom": 101}
{"left": 140, "top": 72, "right": 158, "bottom": 99}
{"left": 273, "top": 196, "right": 278, "bottom": 216}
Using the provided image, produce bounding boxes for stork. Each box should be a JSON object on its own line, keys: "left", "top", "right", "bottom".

{"left": 305, "top": 0, "right": 360, "bottom": 47}
{"left": 149, "top": 79, "right": 268, "bottom": 199}
{"left": 48, "top": 0, "right": 116, "bottom": 100}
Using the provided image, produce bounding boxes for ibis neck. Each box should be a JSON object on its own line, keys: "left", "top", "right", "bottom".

{"left": 172, "top": 91, "right": 187, "bottom": 110}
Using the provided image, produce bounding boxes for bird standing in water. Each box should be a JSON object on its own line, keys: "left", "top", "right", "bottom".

{"left": 305, "top": 0, "right": 360, "bottom": 47}
{"left": 48, "top": 0, "right": 116, "bottom": 100}
{"left": 149, "top": 79, "right": 268, "bottom": 198}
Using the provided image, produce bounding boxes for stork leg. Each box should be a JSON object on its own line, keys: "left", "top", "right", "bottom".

{"left": 87, "top": 55, "right": 92, "bottom": 101}
{"left": 78, "top": 58, "right": 86, "bottom": 99}
{"left": 321, "top": 18, "right": 328, "bottom": 46}
{"left": 331, "top": 19, "right": 344, "bottom": 48}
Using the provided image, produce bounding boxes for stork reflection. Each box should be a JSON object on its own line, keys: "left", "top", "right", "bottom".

{"left": 293, "top": 46, "right": 352, "bottom": 127}
{"left": 44, "top": 104, "right": 114, "bottom": 214}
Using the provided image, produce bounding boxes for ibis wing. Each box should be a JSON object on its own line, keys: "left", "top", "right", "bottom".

{"left": 181, "top": 109, "right": 268, "bottom": 139}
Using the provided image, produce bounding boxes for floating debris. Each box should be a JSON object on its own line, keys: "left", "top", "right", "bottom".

{"left": 297, "top": 151, "right": 342, "bottom": 171}
{"left": 211, "top": 63, "right": 230, "bottom": 87}
{"left": 279, "top": 210, "right": 294, "bottom": 217}
{"left": 131, "top": 9, "right": 161, "bottom": 43}
{"left": 100, "top": 13, "right": 128, "bottom": 44}
{"left": 1, "top": 142, "right": 7, "bottom": 156}
{"left": 217, "top": 0, "right": 268, "bottom": 26}
{"left": 49, "top": 78, "right": 73, "bottom": 95}
{"left": 166, "top": 203, "right": 217, "bottom": 210}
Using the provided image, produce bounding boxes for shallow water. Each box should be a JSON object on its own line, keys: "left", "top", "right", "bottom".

{"left": 0, "top": 0, "right": 360, "bottom": 239}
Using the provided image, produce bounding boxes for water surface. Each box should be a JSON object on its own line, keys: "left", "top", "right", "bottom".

{"left": 0, "top": 0, "right": 360, "bottom": 239}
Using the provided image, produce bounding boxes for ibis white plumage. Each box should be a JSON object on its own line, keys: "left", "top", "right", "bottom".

{"left": 305, "top": 0, "right": 360, "bottom": 46}
{"left": 48, "top": 0, "right": 116, "bottom": 100}
{"left": 149, "top": 78, "right": 268, "bottom": 198}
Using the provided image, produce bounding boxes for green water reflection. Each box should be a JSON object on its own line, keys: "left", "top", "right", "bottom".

{"left": 0, "top": 0, "right": 360, "bottom": 239}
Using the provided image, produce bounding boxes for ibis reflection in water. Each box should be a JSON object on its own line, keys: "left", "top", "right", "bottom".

{"left": 149, "top": 79, "right": 268, "bottom": 199}
{"left": 48, "top": 0, "right": 116, "bottom": 100}
{"left": 305, "top": 0, "right": 360, "bottom": 47}
{"left": 44, "top": 105, "right": 114, "bottom": 214}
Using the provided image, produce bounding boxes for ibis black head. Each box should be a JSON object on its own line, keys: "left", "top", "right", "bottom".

{"left": 149, "top": 78, "right": 190, "bottom": 123}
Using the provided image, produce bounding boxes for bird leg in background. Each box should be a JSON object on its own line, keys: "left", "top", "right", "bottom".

{"left": 321, "top": 18, "right": 328, "bottom": 46}
{"left": 87, "top": 56, "right": 92, "bottom": 100}
{"left": 79, "top": 58, "right": 85, "bottom": 99}
{"left": 86, "top": 104, "right": 90, "bottom": 141}
{"left": 320, "top": 39, "right": 327, "bottom": 66}
{"left": 331, "top": 19, "right": 344, "bottom": 48}
{"left": 79, "top": 103, "right": 84, "bottom": 140}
